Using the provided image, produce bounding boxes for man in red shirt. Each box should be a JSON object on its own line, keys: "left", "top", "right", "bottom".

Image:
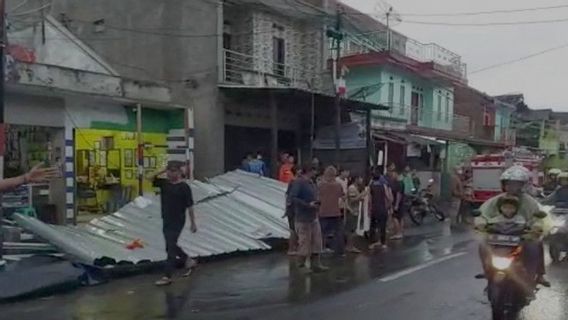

{"left": 279, "top": 155, "right": 295, "bottom": 183}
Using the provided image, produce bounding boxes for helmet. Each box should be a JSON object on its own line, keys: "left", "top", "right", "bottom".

{"left": 557, "top": 172, "right": 568, "bottom": 179}
{"left": 500, "top": 165, "right": 530, "bottom": 182}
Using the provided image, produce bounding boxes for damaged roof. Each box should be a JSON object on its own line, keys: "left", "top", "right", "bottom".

{"left": 15, "top": 171, "right": 289, "bottom": 267}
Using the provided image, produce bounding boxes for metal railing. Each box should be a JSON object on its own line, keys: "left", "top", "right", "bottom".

{"left": 407, "top": 105, "right": 471, "bottom": 134}
{"left": 222, "top": 49, "right": 319, "bottom": 90}
{"left": 405, "top": 38, "right": 467, "bottom": 80}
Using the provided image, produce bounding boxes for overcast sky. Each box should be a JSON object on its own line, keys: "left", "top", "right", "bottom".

{"left": 342, "top": 0, "right": 568, "bottom": 110}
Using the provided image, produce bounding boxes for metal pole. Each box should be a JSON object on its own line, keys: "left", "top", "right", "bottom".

{"left": 184, "top": 108, "right": 192, "bottom": 180}
{"left": 309, "top": 90, "right": 315, "bottom": 161}
{"left": 386, "top": 7, "right": 392, "bottom": 51}
{"left": 333, "top": 9, "right": 342, "bottom": 167}
{"left": 136, "top": 104, "right": 143, "bottom": 196}
{"left": 0, "top": 0, "right": 6, "bottom": 263}
{"left": 270, "top": 91, "right": 278, "bottom": 177}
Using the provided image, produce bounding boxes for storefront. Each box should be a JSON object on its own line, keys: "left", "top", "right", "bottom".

{"left": 2, "top": 94, "right": 67, "bottom": 224}
{"left": 73, "top": 107, "right": 186, "bottom": 219}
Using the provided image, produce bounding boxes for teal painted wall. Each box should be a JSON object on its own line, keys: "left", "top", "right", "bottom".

{"left": 91, "top": 108, "right": 185, "bottom": 133}
{"left": 346, "top": 65, "right": 454, "bottom": 130}
{"left": 494, "top": 106, "right": 512, "bottom": 141}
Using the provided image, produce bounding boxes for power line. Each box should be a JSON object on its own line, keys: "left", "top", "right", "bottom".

{"left": 403, "top": 16, "right": 568, "bottom": 27}
{"left": 10, "top": 2, "right": 51, "bottom": 17}
{"left": 470, "top": 42, "right": 568, "bottom": 75}
{"left": 400, "top": 4, "right": 568, "bottom": 17}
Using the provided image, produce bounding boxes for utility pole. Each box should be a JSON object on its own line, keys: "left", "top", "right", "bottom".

{"left": 327, "top": 8, "right": 343, "bottom": 166}
{"left": 136, "top": 104, "right": 144, "bottom": 196}
{"left": 0, "top": 0, "right": 6, "bottom": 265}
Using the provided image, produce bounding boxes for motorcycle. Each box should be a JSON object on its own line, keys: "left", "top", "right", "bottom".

{"left": 473, "top": 211, "right": 547, "bottom": 320}
{"left": 407, "top": 179, "right": 445, "bottom": 226}
{"left": 545, "top": 202, "right": 568, "bottom": 263}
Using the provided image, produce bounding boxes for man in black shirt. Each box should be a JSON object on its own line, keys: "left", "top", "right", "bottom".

{"left": 152, "top": 161, "right": 197, "bottom": 286}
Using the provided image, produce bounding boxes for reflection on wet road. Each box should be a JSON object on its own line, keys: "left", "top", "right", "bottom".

{"left": 2, "top": 221, "right": 568, "bottom": 320}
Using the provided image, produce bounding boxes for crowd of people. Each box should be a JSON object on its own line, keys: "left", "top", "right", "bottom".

{"left": 281, "top": 153, "right": 423, "bottom": 273}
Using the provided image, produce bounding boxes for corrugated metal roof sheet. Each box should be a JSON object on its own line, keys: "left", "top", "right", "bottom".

{"left": 15, "top": 171, "right": 289, "bottom": 267}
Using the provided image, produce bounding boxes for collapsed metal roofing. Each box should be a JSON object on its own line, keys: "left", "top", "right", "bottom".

{"left": 15, "top": 170, "right": 290, "bottom": 267}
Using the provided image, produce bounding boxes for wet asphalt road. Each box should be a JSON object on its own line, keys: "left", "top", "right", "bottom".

{"left": 2, "top": 221, "right": 568, "bottom": 320}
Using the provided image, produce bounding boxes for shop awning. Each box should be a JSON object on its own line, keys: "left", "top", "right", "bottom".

{"left": 373, "top": 130, "right": 445, "bottom": 146}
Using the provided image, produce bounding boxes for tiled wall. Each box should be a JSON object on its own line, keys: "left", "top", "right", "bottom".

{"left": 226, "top": 8, "right": 325, "bottom": 90}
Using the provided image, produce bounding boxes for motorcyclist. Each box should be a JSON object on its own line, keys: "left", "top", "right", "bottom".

{"left": 475, "top": 165, "right": 550, "bottom": 287}
{"left": 542, "top": 172, "right": 568, "bottom": 205}
{"left": 543, "top": 169, "right": 560, "bottom": 194}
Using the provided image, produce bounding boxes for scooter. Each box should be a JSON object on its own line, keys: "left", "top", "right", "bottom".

{"left": 545, "top": 202, "right": 568, "bottom": 263}
{"left": 408, "top": 179, "right": 445, "bottom": 226}
{"left": 473, "top": 211, "right": 547, "bottom": 320}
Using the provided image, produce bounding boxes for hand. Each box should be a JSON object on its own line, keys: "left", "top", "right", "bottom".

{"left": 309, "top": 201, "right": 320, "bottom": 208}
{"left": 190, "top": 223, "right": 197, "bottom": 233}
{"left": 26, "top": 163, "right": 59, "bottom": 183}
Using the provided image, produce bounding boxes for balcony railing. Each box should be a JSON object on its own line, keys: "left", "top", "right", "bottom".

{"left": 405, "top": 38, "right": 467, "bottom": 80}
{"left": 408, "top": 105, "right": 471, "bottom": 135}
{"left": 222, "top": 49, "right": 320, "bottom": 90}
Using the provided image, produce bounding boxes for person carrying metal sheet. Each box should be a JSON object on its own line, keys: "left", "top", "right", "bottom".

{"left": 151, "top": 161, "right": 197, "bottom": 286}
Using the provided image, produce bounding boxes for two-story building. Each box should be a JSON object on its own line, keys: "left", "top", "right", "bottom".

{"left": 51, "top": 0, "right": 390, "bottom": 177}
{"left": 340, "top": 49, "right": 469, "bottom": 174}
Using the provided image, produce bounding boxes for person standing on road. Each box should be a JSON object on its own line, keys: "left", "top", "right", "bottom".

{"left": 345, "top": 176, "right": 366, "bottom": 253}
{"left": 152, "top": 161, "right": 197, "bottom": 286}
{"left": 368, "top": 167, "right": 393, "bottom": 250}
{"left": 289, "top": 165, "right": 328, "bottom": 273}
{"left": 284, "top": 167, "right": 300, "bottom": 255}
{"left": 401, "top": 165, "right": 415, "bottom": 196}
{"left": 279, "top": 155, "right": 295, "bottom": 184}
{"left": 387, "top": 168, "right": 404, "bottom": 240}
{"left": 318, "top": 166, "right": 346, "bottom": 255}
{"left": 450, "top": 166, "right": 464, "bottom": 225}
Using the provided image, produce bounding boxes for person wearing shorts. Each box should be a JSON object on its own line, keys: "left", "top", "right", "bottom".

{"left": 289, "top": 165, "right": 328, "bottom": 273}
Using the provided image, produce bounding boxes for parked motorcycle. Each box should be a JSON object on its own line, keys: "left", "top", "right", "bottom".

{"left": 473, "top": 211, "right": 547, "bottom": 320}
{"left": 407, "top": 179, "right": 445, "bottom": 226}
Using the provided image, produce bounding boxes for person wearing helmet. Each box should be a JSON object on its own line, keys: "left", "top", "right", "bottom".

{"left": 542, "top": 172, "right": 568, "bottom": 205}
{"left": 543, "top": 169, "right": 561, "bottom": 193}
{"left": 476, "top": 165, "right": 550, "bottom": 287}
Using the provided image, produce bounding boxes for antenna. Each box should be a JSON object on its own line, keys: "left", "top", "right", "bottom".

{"left": 372, "top": 1, "right": 402, "bottom": 50}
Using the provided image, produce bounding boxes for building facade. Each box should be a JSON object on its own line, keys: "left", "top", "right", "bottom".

{"left": 4, "top": 12, "right": 189, "bottom": 224}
